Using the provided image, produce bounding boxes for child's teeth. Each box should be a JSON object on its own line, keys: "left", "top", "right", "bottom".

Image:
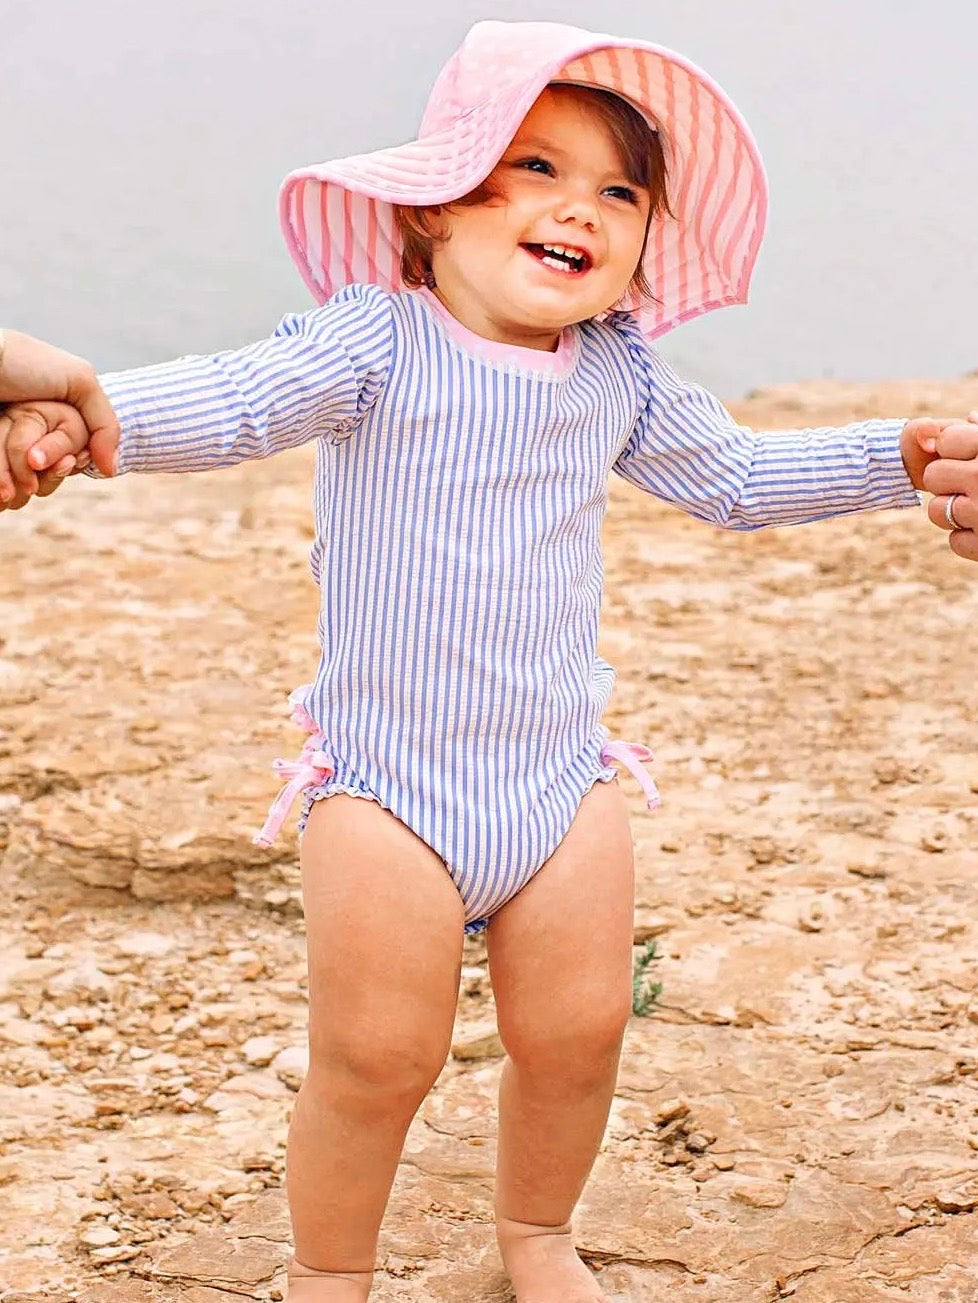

{"left": 541, "top": 255, "right": 572, "bottom": 273}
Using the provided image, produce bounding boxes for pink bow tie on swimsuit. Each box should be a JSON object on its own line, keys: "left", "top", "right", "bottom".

{"left": 254, "top": 703, "right": 334, "bottom": 847}
{"left": 254, "top": 707, "right": 659, "bottom": 848}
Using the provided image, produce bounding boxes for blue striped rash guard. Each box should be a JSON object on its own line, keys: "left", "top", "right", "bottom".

{"left": 98, "top": 284, "right": 917, "bottom": 928}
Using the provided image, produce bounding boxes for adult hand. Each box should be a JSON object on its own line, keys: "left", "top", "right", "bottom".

{"left": 919, "top": 409, "right": 978, "bottom": 561}
{"left": 0, "top": 328, "right": 118, "bottom": 508}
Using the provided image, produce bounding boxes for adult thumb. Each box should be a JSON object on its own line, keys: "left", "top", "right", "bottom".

{"left": 66, "top": 376, "right": 120, "bottom": 476}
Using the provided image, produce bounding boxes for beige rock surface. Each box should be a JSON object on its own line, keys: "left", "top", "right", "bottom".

{"left": 2, "top": 374, "right": 978, "bottom": 1301}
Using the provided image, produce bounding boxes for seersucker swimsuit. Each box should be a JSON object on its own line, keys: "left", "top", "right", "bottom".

{"left": 99, "top": 283, "right": 918, "bottom": 930}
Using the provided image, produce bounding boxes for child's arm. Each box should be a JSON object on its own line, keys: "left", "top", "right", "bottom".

{"left": 612, "top": 324, "right": 967, "bottom": 532}
{"left": 88, "top": 284, "right": 392, "bottom": 478}
{"left": 2, "top": 284, "right": 392, "bottom": 493}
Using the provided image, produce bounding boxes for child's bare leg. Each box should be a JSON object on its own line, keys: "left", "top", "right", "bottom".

{"left": 487, "top": 780, "right": 635, "bottom": 1302}
{"left": 287, "top": 795, "right": 465, "bottom": 1300}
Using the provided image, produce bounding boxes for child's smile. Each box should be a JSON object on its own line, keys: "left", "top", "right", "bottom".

{"left": 429, "top": 87, "right": 652, "bottom": 351}
{"left": 521, "top": 242, "right": 594, "bottom": 275}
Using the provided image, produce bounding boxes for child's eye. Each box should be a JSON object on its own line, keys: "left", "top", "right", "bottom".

{"left": 514, "top": 156, "right": 555, "bottom": 176}
{"left": 604, "top": 185, "right": 640, "bottom": 205}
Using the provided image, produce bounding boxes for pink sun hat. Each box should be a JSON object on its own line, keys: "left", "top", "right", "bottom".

{"left": 279, "top": 19, "right": 769, "bottom": 342}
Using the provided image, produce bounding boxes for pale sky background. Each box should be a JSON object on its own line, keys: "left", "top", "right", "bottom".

{"left": 3, "top": 0, "right": 976, "bottom": 394}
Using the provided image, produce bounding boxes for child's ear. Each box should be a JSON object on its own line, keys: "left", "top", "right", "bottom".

{"left": 423, "top": 204, "right": 449, "bottom": 240}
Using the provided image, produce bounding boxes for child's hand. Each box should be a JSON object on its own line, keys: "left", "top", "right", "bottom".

{"left": 0, "top": 401, "right": 91, "bottom": 510}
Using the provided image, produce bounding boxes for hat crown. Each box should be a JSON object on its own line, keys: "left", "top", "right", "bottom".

{"left": 419, "top": 20, "right": 594, "bottom": 137}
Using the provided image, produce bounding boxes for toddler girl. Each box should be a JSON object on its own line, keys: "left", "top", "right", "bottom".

{"left": 3, "top": 19, "right": 977, "bottom": 1303}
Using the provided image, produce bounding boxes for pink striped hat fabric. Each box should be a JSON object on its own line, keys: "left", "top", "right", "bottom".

{"left": 279, "top": 20, "right": 768, "bottom": 342}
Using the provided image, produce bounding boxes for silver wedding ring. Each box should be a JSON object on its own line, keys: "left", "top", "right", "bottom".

{"left": 945, "top": 493, "right": 963, "bottom": 530}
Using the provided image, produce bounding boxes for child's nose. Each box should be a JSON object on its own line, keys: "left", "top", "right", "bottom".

{"left": 552, "top": 186, "right": 599, "bottom": 230}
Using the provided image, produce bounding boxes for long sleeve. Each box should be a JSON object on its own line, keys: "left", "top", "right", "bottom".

{"left": 611, "top": 316, "right": 919, "bottom": 531}
{"left": 97, "top": 283, "right": 393, "bottom": 475}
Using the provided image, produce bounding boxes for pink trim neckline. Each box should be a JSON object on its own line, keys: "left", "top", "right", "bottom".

{"left": 414, "top": 287, "right": 578, "bottom": 377}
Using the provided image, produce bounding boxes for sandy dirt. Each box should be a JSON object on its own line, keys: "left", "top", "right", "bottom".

{"left": 2, "top": 374, "right": 978, "bottom": 1303}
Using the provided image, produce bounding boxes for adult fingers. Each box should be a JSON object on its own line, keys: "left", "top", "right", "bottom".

{"left": 949, "top": 528, "right": 978, "bottom": 562}
{"left": 87, "top": 425, "right": 119, "bottom": 477}
{"left": 63, "top": 370, "right": 119, "bottom": 473}
{"left": 911, "top": 412, "right": 978, "bottom": 455}
{"left": 929, "top": 422, "right": 978, "bottom": 460}
{"left": 922, "top": 456, "right": 978, "bottom": 498}
{"left": 927, "top": 493, "right": 974, "bottom": 533}
{"left": 59, "top": 360, "right": 119, "bottom": 476}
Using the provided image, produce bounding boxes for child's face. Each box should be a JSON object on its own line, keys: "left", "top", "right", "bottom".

{"left": 429, "top": 88, "right": 652, "bottom": 350}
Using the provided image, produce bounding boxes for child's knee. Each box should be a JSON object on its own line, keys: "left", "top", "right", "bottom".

{"left": 306, "top": 1021, "right": 450, "bottom": 1109}
{"left": 499, "top": 988, "right": 631, "bottom": 1082}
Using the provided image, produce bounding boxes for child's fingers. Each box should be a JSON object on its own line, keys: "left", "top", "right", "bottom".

{"left": 24, "top": 427, "right": 87, "bottom": 474}
{"left": 0, "top": 431, "right": 32, "bottom": 510}
{"left": 3, "top": 407, "right": 51, "bottom": 493}
{"left": 0, "top": 410, "right": 40, "bottom": 500}
{"left": 35, "top": 457, "right": 77, "bottom": 496}
{"left": 6, "top": 403, "right": 87, "bottom": 485}
{"left": 0, "top": 404, "right": 85, "bottom": 502}
{"left": 0, "top": 447, "right": 77, "bottom": 511}
{"left": 14, "top": 399, "right": 108, "bottom": 479}
{"left": 911, "top": 417, "right": 943, "bottom": 455}
{"left": 0, "top": 412, "right": 13, "bottom": 503}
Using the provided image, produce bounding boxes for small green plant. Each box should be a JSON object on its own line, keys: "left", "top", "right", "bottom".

{"left": 631, "top": 938, "right": 663, "bottom": 1017}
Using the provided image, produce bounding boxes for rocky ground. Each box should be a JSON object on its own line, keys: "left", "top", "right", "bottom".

{"left": 2, "top": 374, "right": 978, "bottom": 1303}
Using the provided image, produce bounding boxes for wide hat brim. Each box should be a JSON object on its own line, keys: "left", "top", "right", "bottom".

{"left": 279, "top": 23, "right": 768, "bottom": 341}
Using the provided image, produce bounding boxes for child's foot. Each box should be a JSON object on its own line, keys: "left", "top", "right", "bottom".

{"left": 286, "top": 1258, "right": 373, "bottom": 1301}
{"left": 496, "top": 1217, "right": 610, "bottom": 1302}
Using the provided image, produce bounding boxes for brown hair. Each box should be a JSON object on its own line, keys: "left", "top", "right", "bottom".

{"left": 393, "top": 84, "right": 670, "bottom": 303}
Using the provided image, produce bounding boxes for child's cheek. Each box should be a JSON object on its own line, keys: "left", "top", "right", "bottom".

{"left": 487, "top": 174, "right": 512, "bottom": 204}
